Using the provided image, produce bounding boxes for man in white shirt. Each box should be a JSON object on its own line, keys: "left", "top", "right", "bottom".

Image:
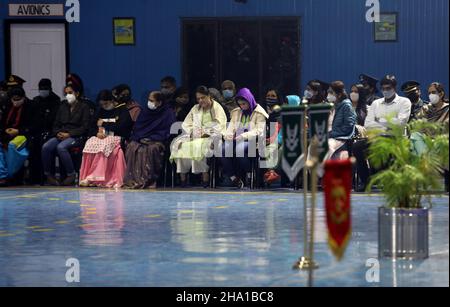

{"left": 353, "top": 75, "right": 412, "bottom": 192}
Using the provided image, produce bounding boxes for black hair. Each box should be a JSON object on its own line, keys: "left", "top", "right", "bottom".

{"left": 96, "top": 89, "right": 114, "bottom": 103}
{"left": 380, "top": 75, "right": 398, "bottom": 88}
{"left": 351, "top": 83, "right": 368, "bottom": 118}
{"left": 265, "top": 88, "right": 286, "bottom": 105}
{"left": 174, "top": 87, "right": 190, "bottom": 98}
{"left": 330, "top": 81, "right": 348, "bottom": 102}
{"left": 307, "top": 80, "right": 327, "bottom": 104}
{"left": 195, "top": 85, "right": 210, "bottom": 96}
{"left": 161, "top": 76, "right": 177, "bottom": 86}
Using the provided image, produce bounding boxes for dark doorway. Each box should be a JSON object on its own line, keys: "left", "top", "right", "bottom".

{"left": 182, "top": 17, "right": 301, "bottom": 102}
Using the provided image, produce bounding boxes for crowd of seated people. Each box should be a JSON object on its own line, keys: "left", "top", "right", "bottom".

{"left": 0, "top": 73, "right": 448, "bottom": 191}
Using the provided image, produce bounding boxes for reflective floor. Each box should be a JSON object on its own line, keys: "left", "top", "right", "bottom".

{"left": 0, "top": 188, "right": 448, "bottom": 287}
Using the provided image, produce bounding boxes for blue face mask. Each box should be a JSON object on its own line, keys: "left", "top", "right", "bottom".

{"left": 222, "top": 90, "right": 234, "bottom": 100}
{"left": 39, "top": 90, "right": 50, "bottom": 98}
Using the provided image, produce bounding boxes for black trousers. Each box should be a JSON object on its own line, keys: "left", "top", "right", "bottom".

{"left": 352, "top": 139, "right": 371, "bottom": 187}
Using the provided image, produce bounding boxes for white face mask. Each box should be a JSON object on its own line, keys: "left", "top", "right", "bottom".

{"left": 382, "top": 90, "right": 396, "bottom": 100}
{"left": 429, "top": 94, "right": 440, "bottom": 105}
{"left": 66, "top": 94, "right": 77, "bottom": 104}
{"left": 327, "top": 94, "right": 337, "bottom": 103}
{"left": 350, "top": 93, "right": 359, "bottom": 102}
{"left": 304, "top": 90, "right": 314, "bottom": 99}
{"left": 148, "top": 100, "right": 157, "bottom": 110}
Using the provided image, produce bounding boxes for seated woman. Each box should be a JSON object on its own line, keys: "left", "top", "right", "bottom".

{"left": 79, "top": 90, "right": 133, "bottom": 188}
{"left": 124, "top": 91, "right": 176, "bottom": 189}
{"left": 425, "top": 82, "right": 449, "bottom": 127}
{"left": 173, "top": 87, "right": 195, "bottom": 122}
{"left": 170, "top": 86, "right": 227, "bottom": 188}
{"left": 262, "top": 92, "right": 291, "bottom": 186}
{"left": 221, "top": 88, "right": 269, "bottom": 189}
{"left": 324, "top": 81, "right": 357, "bottom": 161}
{"left": 41, "top": 83, "right": 91, "bottom": 186}
{"left": 0, "top": 87, "right": 32, "bottom": 186}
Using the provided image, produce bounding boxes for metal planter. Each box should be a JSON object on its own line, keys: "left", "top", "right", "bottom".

{"left": 378, "top": 207, "right": 429, "bottom": 260}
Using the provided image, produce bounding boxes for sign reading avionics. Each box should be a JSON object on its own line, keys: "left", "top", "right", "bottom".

{"left": 9, "top": 4, "right": 65, "bottom": 17}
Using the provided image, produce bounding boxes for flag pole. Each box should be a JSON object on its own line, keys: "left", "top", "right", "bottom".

{"left": 293, "top": 101, "right": 318, "bottom": 271}
{"left": 306, "top": 137, "right": 320, "bottom": 287}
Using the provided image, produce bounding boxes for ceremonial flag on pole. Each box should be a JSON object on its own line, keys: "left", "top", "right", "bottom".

{"left": 323, "top": 159, "right": 353, "bottom": 261}
{"left": 281, "top": 105, "right": 305, "bottom": 182}
{"left": 308, "top": 103, "right": 333, "bottom": 163}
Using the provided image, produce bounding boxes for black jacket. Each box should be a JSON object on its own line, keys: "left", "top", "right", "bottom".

{"left": 89, "top": 103, "right": 133, "bottom": 139}
{"left": 31, "top": 92, "right": 61, "bottom": 135}
{"left": 1, "top": 98, "right": 33, "bottom": 144}
{"left": 52, "top": 100, "right": 90, "bottom": 137}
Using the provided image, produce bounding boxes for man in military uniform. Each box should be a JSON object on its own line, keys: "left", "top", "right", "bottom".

{"left": 359, "top": 74, "right": 380, "bottom": 106}
{"left": 6, "top": 75, "right": 26, "bottom": 91}
{"left": 401, "top": 80, "right": 429, "bottom": 122}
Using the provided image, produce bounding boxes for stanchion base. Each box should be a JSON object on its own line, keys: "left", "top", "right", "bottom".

{"left": 293, "top": 257, "right": 319, "bottom": 270}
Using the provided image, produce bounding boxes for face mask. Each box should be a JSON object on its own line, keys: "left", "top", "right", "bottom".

{"left": 382, "top": 90, "right": 396, "bottom": 100}
{"left": 39, "top": 90, "right": 50, "bottom": 98}
{"left": 266, "top": 98, "right": 278, "bottom": 105}
{"left": 223, "top": 90, "right": 234, "bottom": 100}
{"left": 161, "top": 88, "right": 173, "bottom": 96}
{"left": 327, "top": 94, "right": 337, "bottom": 103}
{"left": 407, "top": 93, "right": 420, "bottom": 103}
{"left": 66, "top": 94, "right": 77, "bottom": 104}
{"left": 350, "top": 93, "right": 359, "bottom": 102}
{"left": 429, "top": 94, "right": 440, "bottom": 105}
{"left": 118, "top": 94, "right": 131, "bottom": 103}
{"left": 12, "top": 98, "right": 25, "bottom": 108}
{"left": 304, "top": 90, "right": 314, "bottom": 99}
{"left": 148, "top": 100, "right": 157, "bottom": 110}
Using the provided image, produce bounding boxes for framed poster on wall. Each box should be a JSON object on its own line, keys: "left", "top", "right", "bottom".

{"left": 374, "top": 13, "right": 398, "bottom": 42}
{"left": 113, "top": 17, "right": 135, "bottom": 45}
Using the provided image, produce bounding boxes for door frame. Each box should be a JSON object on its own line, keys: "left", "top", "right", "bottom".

{"left": 180, "top": 16, "right": 302, "bottom": 99}
{"left": 4, "top": 19, "right": 70, "bottom": 79}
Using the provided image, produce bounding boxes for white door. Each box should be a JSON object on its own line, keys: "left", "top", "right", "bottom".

{"left": 10, "top": 23, "right": 66, "bottom": 99}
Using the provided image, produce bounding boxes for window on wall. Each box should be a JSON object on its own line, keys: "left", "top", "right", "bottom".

{"left": 182, "top": 17, "right": 301, "bottom": 101}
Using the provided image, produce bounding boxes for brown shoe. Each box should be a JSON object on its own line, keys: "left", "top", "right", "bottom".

{"left": 62, "top": 175, "right": 76, "bottom": 186}
{"left": 46, "top": 175, "right": 60, "bottom": 186}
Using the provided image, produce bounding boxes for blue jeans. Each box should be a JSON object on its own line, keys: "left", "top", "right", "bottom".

{"left": 220, "top": 141, "right": 252, "bottom": 178}
{"left": 41, "top": 137, "right": 77, "bottom": 176}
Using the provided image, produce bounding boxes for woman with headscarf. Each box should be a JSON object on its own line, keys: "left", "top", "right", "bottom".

{"left": 221, "top": 88, "right": 269, "bottom": 189}
{"left": 0, "top": 87, "right": 32, "bottom": 185}
{"left": 124, "top": 91, "right": 176, "bottom": 189}
{"left": 78, "top": 90, "right": 133, "bottom": 188}
{"left": 170, "top": 86, "right": 227, "bottom": 188}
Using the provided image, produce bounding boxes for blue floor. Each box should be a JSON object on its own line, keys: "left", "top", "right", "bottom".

{"left": 0, "top": 188, "right": 448, "bottom": 287}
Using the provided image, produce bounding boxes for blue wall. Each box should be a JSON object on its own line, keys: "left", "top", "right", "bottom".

{"left": 1, "top": 0, "right": 449, "bottom": 103}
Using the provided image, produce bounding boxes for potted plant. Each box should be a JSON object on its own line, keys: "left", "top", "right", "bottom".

{"left": 366, "top": 119, "right": 449, "bottom": 260}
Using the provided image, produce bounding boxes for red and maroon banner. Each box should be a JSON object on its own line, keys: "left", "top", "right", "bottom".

{"left": 323, "top": 159, "right": 353, "bottom": 261}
